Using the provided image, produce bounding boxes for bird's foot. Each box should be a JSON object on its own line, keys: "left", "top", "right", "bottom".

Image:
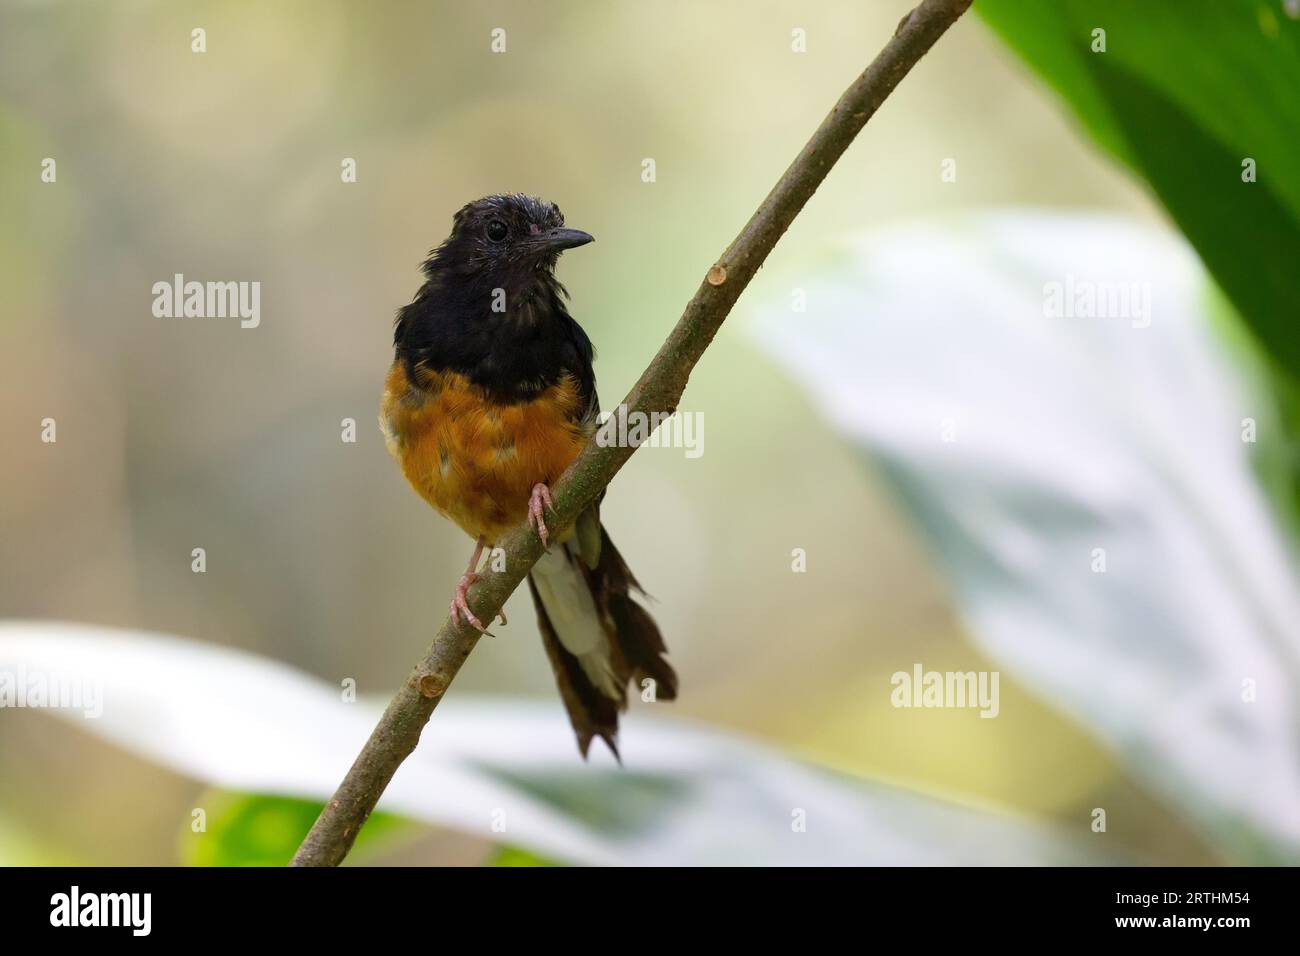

{"left": 449, "top": 573, "right": 506, "bottom": 634}
{"left": 449, "top": 572, "right": 488, "bottom": 633}
{"left": 527, "top": 482, "right": 555, "bottom": 547}
{"left": 450, "top": 537, "right": 507, "bottom": 633}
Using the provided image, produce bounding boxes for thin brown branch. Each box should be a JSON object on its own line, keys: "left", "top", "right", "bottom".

{"left": 291, "top": 0, "right": 973, "bottom": 867}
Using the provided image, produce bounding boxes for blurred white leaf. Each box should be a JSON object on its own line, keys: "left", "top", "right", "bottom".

{"left": 747, "top": 211, "right": 1300, "bottom": 862}
{"left": 0, "top": 620, "right": 1113, "bottom": 865}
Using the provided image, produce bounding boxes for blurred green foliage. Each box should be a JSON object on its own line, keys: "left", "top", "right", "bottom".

{"left": 489, "top": 846, "right": 559, "bottom": 867}
{"left": 181, "top": 790, "right": 413, "bottom": 866}
{"left": 979, "top": 0, "right": 1300, "bottom": 521}
{"left": 476, "top": 766, "right": 688, "bottom": 836}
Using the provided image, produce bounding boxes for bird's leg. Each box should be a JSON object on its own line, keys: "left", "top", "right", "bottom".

{"left": 527, "top": 482, "right": 555, "bottom": 548}
{"left": 450, "top": 536, "right": 506, "bottom": 632}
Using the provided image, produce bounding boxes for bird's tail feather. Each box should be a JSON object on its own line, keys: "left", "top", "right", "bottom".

{"left": 527, "top": 525, "right": 676, "bottom": 758}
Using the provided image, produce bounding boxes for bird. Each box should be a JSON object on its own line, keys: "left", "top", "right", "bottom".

{"left": 379, "top": 194, "right": 677, "bottom": 759}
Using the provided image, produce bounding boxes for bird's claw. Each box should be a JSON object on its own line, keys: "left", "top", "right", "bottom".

{"left": 528, "top": 483, "right": 555, "bottom": 548}
{"left": 449, "top": 572, "right": 503, "bottom": 635}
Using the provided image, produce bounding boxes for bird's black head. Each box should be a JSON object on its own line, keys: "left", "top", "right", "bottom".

{"left": 423, "top": 193, "right": 594, "bottom": 296}
{"left": 394, "top": 194, "right": 598, "bottom": 403}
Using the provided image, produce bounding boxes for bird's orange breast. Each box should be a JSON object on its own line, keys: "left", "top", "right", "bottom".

{"left": 380, "top": 361, "right": 589, "bottom": 543}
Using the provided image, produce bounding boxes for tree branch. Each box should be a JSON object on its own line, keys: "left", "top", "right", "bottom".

{"left": 291, "top": 0, "right": 973, "bottom": 867}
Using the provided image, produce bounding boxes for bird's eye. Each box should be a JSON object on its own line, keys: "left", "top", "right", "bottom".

{"left": 485, "top": 220, "right": 508, "bottom": 242}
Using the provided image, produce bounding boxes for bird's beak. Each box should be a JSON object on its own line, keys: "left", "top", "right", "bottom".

{"left": 536, "top": 227, "right": 595, "bottom": 253}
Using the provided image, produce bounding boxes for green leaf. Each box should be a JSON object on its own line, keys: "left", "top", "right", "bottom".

{"left": 489, "top": 846, "right": 560, "bottom": 867}
{"left": 748, "top": 212, "right": 1300, "bottom": 864}
{"left": 0, "top": 622, "right": 1126, "bottom": 865}
{"left": 978, "top": 0, "right": 1300, "bottom": 510}
{"left": 181, "top": 790, "right": 416, "bottom": 867}
{"left": 472, "top": 765, "right": 689, "bottom": 837}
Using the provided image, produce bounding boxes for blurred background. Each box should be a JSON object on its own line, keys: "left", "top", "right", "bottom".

{"left": 2, "top": 0, "right": 1297, "bottom": 865}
